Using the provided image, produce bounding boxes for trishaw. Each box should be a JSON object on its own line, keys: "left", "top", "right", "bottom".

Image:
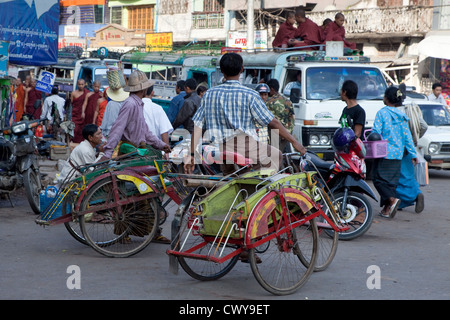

{"left": 166, "top": 154, "right": 349, "bottom": 296}
{"left": 36, "top": 145, "right": 188, "bottom": 258}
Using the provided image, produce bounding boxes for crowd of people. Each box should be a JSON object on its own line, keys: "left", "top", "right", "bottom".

{"left": 9, "top": 50, "right": 431, "bottom": 234}
{"left": 272, "top": 9, "right": 356, "bottom": 51}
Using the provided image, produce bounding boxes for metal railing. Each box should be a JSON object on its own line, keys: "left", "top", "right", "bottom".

{"left": 308, "top": 6, "right": 433, "bottom": 35}
{"left": 192, "top": 12, "right": 224, "bottom": 29}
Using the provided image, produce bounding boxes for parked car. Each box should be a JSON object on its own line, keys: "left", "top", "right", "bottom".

{"left": 414, "top": 101, "right": 450, "bottom": 169}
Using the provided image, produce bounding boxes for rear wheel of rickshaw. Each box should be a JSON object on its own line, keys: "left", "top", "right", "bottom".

{"left": 248, "top": 193, "right": 319, "bottom": 295}
{"left": 62, "top": 191, "right": 88, "bottom": 245}
{"left": 79, "top": 176, "right": 159, "bottom": 258}
{"left": 174, "top": 205, "right": 239, "bottom": 281}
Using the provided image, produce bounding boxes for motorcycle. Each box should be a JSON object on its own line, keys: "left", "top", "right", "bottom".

{"left": 296, "top": 128, "right": 377, "bottom": 240}
{"left": 0, "top": 119, "right": 43, "bottom": 214}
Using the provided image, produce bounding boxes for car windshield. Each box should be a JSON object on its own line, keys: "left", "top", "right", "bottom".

{"left": 419, "top": 104, "right": 450, "bottom": 126}
{"left": 305, "top": 66, "right": 387, "bottom": 100}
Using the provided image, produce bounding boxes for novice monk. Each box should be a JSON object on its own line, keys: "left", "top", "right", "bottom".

{"left": 289, "top": 8, "right": 322, "bottom": 50}
{"left": 323, "top": 12, "right": 356, "bottom": 49}
{"left": 272, "top": 11, "right": 297, "bottom": 49}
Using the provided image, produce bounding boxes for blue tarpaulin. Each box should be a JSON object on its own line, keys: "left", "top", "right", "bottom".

{"left": 0, "top": 0, "right": 59, "bottom": 66}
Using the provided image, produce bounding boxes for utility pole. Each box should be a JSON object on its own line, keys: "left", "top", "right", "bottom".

{"left": 247, "top": 0, "right": 254, "bottom": 52}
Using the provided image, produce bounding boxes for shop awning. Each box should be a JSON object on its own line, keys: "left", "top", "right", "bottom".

{"left": 418, "top": 31, "right": 450, "bottom": 60}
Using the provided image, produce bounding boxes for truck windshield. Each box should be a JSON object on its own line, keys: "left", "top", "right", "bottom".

{"left": 94, "top": 68, "right": 109, "bottom": 89}
{"left": 306, "top": 66, "right": 387, "bottom": 100}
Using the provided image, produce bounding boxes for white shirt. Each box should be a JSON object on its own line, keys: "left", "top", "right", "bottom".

{"left": 142, "top": 97, "right": 173, "bottom": 138}
{"left": 428, "top": 93, "right": 447, "bottom": 106}
{"left": 56, "top": 140, "right": 103, "bottom": 187}
{"left": 40, "top": 94, "right": 65, "bottom": 123}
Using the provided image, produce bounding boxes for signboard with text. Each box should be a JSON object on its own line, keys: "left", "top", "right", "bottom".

{"left": 227, "top": 30, "right": 268, "bottom": 50}
{"left": 0, "top": 0, "right": 59, "bottom": 66}
{"left": 146, "top": 32, "right": 173, "bottom": 52}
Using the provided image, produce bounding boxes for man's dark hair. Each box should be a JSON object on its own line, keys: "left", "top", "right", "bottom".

{"left": 82, "top": 124, "right": 98, "bottom": 140}
{"left": 220, "top": 53, "right": 243, "bottom": 77}
{"left": 432, "top": 82, "right": 442, "bottom": 90}
{"left": 51, "top": 86, "right": 59, "bottom": 95}
{"left": 185, "top": 78, "right": 197, "bottom": 90}
{"left": 146, "top": 85, "right": 154, "bottom": 96}
{"left": 266, "top": 78, "right": 280, "bottom": 92}
{"left": 176, "top": 80, "right": 186, "bottom": 90}
{"left": 341, "top": 80, "right": 358, "bottom": 100}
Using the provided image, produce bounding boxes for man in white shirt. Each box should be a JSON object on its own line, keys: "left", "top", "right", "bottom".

{"left": 40, "top": 86, "right": 65, "bottom": 124}
{"left": 428, "top": 83, "right": 447, "bottom": 106}
{"left": 55, "top": 124, "right": 104, "bottom": 188}
{"left": 142, "top": 85, "right": 173, "bottom": 145}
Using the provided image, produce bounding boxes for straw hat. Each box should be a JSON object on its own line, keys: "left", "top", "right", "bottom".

{"left": 107, "top": 87, "right": 129, "bottom": 102}
{"left": 106, "top": 70, "right": 129, "bottom": 102}
{"left": 124, "top": 70, "right": 155, "bottom": 92}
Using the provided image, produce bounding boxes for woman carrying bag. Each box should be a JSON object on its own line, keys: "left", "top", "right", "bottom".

{"left": 372, "top": 87, "right": 417, "bottom": 218}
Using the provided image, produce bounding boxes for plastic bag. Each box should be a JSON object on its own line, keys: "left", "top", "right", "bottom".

{"left": 415, "top": 153, "right": 428, "bottom": 186}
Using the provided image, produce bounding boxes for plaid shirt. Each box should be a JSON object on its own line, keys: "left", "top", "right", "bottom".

{"left": 192, "top": 80, "right": 274, "bottom": 142}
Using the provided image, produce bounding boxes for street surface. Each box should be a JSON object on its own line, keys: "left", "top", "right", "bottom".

{"left": 0, "top": 160, "right": 449, "bottom": 303}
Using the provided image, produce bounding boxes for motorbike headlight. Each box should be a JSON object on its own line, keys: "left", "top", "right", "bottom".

{"left": 310, "top": 134, "right": 319, "bottom": 145}
{"left": 428, "top": 142, "right": 440, "bottom": 154}
{"left": 11, "top": 123, "right": 27, "bottom": 134}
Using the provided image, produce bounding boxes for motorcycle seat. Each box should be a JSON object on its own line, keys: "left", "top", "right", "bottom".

{"left": 306, "top": 153, "right": 334, "bottom": 171}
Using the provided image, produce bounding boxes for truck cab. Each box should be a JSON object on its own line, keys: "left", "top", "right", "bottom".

{"left": 279, "top": 54, "right": 387, "bottom": 159}
{"left": 73, "top": 58, "right": 122, "bottom": 92}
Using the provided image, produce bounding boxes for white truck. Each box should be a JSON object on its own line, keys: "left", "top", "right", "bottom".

{"left": 277, "top": 54, "right": 388, "bottom": 159}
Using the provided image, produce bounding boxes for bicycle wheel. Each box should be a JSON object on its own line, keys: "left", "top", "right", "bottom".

{"left": 62, "top": 191, "right": 88, "bottom": 246}
{"left": 249, "top": 195, "right": 318, "bottom": 295}
{"left": 173, "top": 206, "right": 239, "bottom": 281}
{"left": 79, "top": 176, "right": 159, "bottom": 258}
{"left": 326, "top": 191, "right": 373, "bottom": 240}
{"left": 297, "top": 220, "right": 339, "bottom": 272}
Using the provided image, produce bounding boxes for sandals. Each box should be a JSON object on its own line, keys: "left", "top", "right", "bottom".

{"left": 389, "top": 198, "right": 401, "bottom": 218}
{"left": 152, "top": 235, "right": 171, "bottom": 244}
{"left": 239, "top": 251, "right": 262, "bottom": 264}
{"left": 379, "top": 198, "right": 401, "bottom": 219}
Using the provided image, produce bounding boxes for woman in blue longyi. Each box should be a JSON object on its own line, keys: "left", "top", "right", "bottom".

{"left": 372, "top": 87, "right": 417, "bottom": 218}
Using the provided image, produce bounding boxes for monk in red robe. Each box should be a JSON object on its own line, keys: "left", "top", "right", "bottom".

{"left": 82, "top": 81, "right": 102, "bottom": 125}
{"left": 71, "top": 79, "right": 89, "bottom": 143}
{"left": 289, "top": 8, "right": 322, "bottom": 50}
{"left": 272, "top": 12, "right": 296, "bottom": 49}
{"left": 323, "top": 13, "right": 356, "bottom": 49}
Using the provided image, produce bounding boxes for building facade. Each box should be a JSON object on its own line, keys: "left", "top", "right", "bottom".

{"left": 59, "top": 0, "right": 450, "bottom": 93}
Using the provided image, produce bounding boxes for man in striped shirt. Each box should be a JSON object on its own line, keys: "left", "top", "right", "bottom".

{"left": 185, "top": 53, "right": 307, "bottom": 174}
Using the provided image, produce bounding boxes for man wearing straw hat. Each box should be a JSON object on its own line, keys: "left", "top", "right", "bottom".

{"left": 102, "top": 70, "right": 171, "bottom": 159}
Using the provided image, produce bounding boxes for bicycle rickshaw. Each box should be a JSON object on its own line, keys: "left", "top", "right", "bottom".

{"left": 166, "top": 152, "right": 349, "bottom": 296}
{"left": 36, "top": 145, "right": 188, "bottom": 258}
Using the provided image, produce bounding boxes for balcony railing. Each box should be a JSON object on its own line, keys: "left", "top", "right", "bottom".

{"left": 192, "top": 12, "right": 224, "bottom": 29}
{"left": 308, "top": 6, "right": 433, "bottom": 35}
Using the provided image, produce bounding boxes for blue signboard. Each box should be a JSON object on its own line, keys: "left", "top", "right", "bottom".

{"left": 0, "top": 41, "right": 9, "bottom": 77}
{"left": 0, "top": 0, "right": 59, "bottom": 66}
{"left": 36, "top": 70, "right": 55, "bottom": 94}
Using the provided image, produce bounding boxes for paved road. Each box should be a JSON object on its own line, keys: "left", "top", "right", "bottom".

{"left": 0, "top": 164, "right": 449, "bottom": 303}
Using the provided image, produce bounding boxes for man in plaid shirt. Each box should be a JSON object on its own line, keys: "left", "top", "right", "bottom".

{"left": 185, "top": 53, "right": 307, "bottom": 174}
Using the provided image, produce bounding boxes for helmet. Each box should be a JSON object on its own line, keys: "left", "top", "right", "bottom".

{"left": 332, "top": 127, "right": 356, "bottom": 151}
{"left": 367, "top": 131, "right": 382, "bottom": 141}
{"left": 255, "top": 83, "right": 270, "bottom": 93}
